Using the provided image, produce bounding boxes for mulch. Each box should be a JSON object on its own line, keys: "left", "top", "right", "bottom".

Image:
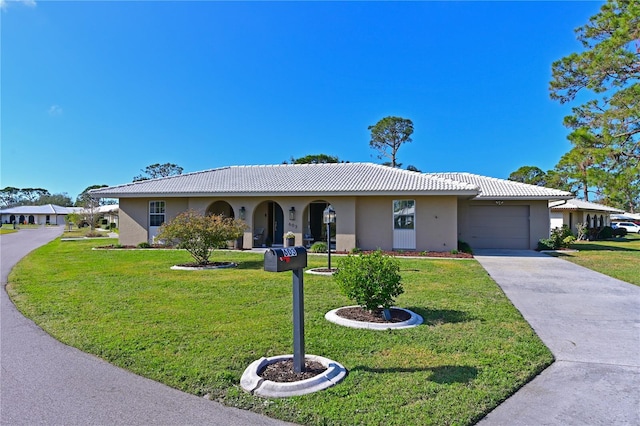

{"left": 174, "top": 261, "right": 235, "bottom": 268}
{"left": 259, "top": 359, "right": 327, "bottom": 382}
{"left": 335, "top": 306, "right": 412, "bottom": 323}
{"left": 335, "top": 250, "right": 473, "bottom": 258}
{"left": 257, "top": 306, "right": 411, "bottom": 383}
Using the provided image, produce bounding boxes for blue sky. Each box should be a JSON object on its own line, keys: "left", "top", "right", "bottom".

{"left": 2, "top": 1, "right": 601, "bottom": 201}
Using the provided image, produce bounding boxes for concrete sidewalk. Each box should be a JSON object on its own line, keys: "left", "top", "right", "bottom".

{"left": 475, "top": 249, "right": 640, "bottom": 425}
{"left": 1, "top": 227, "right": 291, "bottom": 426}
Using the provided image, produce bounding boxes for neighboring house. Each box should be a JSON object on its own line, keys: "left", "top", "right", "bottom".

{"left": 549, "top": 198, "right": 624, "bottom": 235}
{"left": 611, "top": 212, "right": 640, "bottom": 223}
{"left": 90, "top": 163, "right": 572, "bottom": 251}
{"left": 95, "top": 204, "right": 119, "bottom": 228}
{"left": 0, "top": 204, "right": 83, "bottom": 226}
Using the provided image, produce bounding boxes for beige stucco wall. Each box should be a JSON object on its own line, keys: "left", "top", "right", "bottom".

{"left": 118, "top": 197, "right": 189, "bottom": 245}
{"left": 118, "top": 198, "right": 149, "bottom": 246}
{"left": 116, "top": 194, "right": 474, "bottom": 252}
{"left": 355, "top": 196, "right": 458, "bottom": 251}
{"left": 530, "top": 201, "right": 551, "bottom": 247}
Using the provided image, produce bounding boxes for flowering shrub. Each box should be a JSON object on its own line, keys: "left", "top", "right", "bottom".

{"left": 157, "top": 210, "right": 247, "bottom": 264}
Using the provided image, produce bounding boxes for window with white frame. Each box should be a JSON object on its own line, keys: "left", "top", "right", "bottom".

{"left": 149, "top": 201, "right": 166, "bottom": 226}
{"left": 393, "top": 200, "right": 415, "bottom": 229}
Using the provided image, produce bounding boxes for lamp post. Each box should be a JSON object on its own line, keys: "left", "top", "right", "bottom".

{"left": 323, "top": 204, "right": 336, "bottom": 270}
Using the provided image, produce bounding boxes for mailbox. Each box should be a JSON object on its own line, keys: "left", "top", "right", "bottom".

{"left": 264, "top": 246, "right": 308, "bottom": 272}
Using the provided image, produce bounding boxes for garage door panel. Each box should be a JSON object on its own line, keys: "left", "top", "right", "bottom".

{"left": 468, "top": 206, "right": 529, "bottom": 249}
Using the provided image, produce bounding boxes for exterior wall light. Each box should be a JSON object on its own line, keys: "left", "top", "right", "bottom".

{"left": 289, "top": 207, "right": 296, "bottom": 221}
{"left": 239, "top": 206, "right": 246, "bottom": 220}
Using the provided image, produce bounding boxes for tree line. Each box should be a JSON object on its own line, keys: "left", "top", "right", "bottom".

{"left": 0, "top": 185, "right": 113, "bottom": 209}
{"left": 510, "top": 0, "right": 639, "bottom": 213}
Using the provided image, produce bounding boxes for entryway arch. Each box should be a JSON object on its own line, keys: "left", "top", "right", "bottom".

{"left": 253, "top": 201, "right": 284, "bottom": 247}
{"left": 303, "top": 200, "right": 335, "bottom": 249}
{"left": 206, "top": 200, "right": 235, "bottom": 218}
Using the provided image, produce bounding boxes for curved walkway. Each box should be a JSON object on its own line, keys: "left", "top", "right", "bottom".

{"left": 1, "top": 227, "right": 291, "bottom": 425}
{"left": 475, "top": 250, "right": 640, "bottom": 425}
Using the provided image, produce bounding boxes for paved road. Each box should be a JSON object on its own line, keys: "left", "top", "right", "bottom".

{"left": 475, "top": 250, "right": 640, "bottom": 426}
{"left": 1, "top": 227, "right": 291, "bottom": 425}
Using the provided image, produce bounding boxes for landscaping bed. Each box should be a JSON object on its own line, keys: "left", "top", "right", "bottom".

{"left": 335, "top": 250, "right": 473, "bottom": 258}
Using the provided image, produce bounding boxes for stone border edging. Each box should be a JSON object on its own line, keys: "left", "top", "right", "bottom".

{"left": 240, "top": 354, "right": 347, "bottom": 398}
{"left": 305, "top": 268, "right": 336, "bottom": 276}
{"left": 325, "top": 306, "right": 423, "bottom": 330}
{"left": 170, "top": 263, "right": 238, "bottom": 270}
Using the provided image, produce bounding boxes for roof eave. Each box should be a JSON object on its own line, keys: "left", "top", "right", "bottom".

{"left": 91, "top": 190, "right": 480, "bottom": 198}
{"left": 473, "top": 195, "right": 574, "bottom": 201}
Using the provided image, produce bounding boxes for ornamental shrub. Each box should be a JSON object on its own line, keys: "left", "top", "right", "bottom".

{"left": 157, "top": 210, "right": 247, "bottom": 265}
{"left": 576, "top": 223, "right": 588, "bottom": 240}
{"left": 310, "top": 242, "right": 328, "bottom": 253}
{"left": 538, "top": 225, "right": 575, "bottom": 250}
{"left": 457, "top": 240, "right": 473, "bottom": 254}
{"left": 598, "top": 226, "right": 614, "bottom": 239}
{"left": 333, "top": 249, "right": 404, "bottom": 312}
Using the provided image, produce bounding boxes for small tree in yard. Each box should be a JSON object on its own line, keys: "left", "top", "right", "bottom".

{"left": 334, "top": 250, "right": 404, "bottom": 320}
{"left": 65, "top": 212, "right": 81, "bottom": 231}
{"left": 157, "top": 210, "right": 247, "bottom": 265}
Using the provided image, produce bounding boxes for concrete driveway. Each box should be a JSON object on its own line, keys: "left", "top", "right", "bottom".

{"left": 475, "top": 249, "right": 640, "bottom": 425}
{"left": 1, "top": 227, "right": 290, "bottom": 425}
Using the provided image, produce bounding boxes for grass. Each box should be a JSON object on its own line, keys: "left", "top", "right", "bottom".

{"left": 0, "top": 223, "right": 42, "bottom": 234}
{"left": 1, "top": 223, "right": 41, "bottom": 230}
{"left": 61, "top": 228, "right": 110, "bottom": 238}
{"left": 548, "top": 233, "right": 640, "bottom": 286}
{"left": 7, "top": 239, "right": 553, "bottom": 425}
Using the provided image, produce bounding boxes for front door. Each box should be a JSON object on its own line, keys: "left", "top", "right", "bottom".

{"left": 393, "top": 200, "right": 416, "bottom": 250}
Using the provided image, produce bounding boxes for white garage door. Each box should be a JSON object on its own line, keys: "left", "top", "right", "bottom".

{"left": 468, "top": 205, "right": 530, "bottom": 249}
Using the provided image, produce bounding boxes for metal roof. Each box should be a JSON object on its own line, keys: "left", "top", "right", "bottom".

{"left": 90, "top": 163, "right": 480, "bottom": 197}
{"left": 427, "top": 172, "right": 573, "bottom": 200}
{"left": 0, "top": 204, "right": 82, "bottom": 215}
{"left": 89, "top": 163, "right": 574, "bottom": 200}
{"left": 550, "top": 198, "right": 624, "bottom": 213}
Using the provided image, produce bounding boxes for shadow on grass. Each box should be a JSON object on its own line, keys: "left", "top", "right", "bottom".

{"left": 569, "top": 238, "right": 640, "bottom": 252}
{"left": 235, "top": 260, "right": 266, "bottom": 270}
{"left": 405, "top": 307, "right": 474, "bottom": 326}
{"left": 351, "top": 365, "right": 479, "bottom": 384}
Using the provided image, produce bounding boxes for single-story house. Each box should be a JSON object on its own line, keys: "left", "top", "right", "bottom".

{"left": 90, "top": 163, "right": 573, "bottom": 251}
{"left": 95, "top": 204, "right": 119, "bottom": 229}
{"left": 550, "top": 199, "right": 624, "bottom": 235}
{"left": 0, "top": 204, "right": 83, "bottom": 226}
{"left": 611, "top": 212, "right": 640, "bottom": 223}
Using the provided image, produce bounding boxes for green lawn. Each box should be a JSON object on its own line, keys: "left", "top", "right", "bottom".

{"left": 7, "top": 239, "right": 553, "bottom": 425}
{"left": 60, "top": 228, "right": 110, "bottom": 238}
{"left": 549, "top": 234, "right": 640, "bottom": 286}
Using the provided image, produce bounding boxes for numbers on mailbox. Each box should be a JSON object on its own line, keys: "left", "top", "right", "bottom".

{"left": 281, "top": 247, "right": 298, "bottom": 257}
